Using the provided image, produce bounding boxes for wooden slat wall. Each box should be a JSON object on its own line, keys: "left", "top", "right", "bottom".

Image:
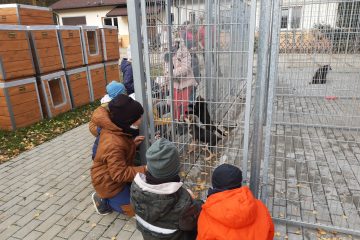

{"left": 59, "top": 29, "right": 84, "bottom": 70}
{"left": 0, "top": 29, "right": 35, "bottom": 81}
{"left": 102, "top": 28, "right": 120, "bottom": 61}
{"left": 0, "top": 6, "right": 54, "bottom": 26}
{"left": 67, "top": 69, "right": 91, "bottom": 108}
{"left": 104, "top": 62, "right": 120, "bottom": 83}
{"left": 89, "top": 66, "right": 106, "bottom": 101}
{"left": 0, "top": 81, "right": 42, "bottom": 130}
{"left": 31, "top": 29, "right": 63, "bottom": 74}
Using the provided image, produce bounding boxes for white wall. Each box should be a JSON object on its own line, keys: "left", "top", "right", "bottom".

{"left": 55, "top": 6, "right": 129, "bottom": 35}
{"left": 255, "top": 2, "right": 338, "bottom": 30}
{"left": 172, "top": 3, "right": 205, "bottom": 26}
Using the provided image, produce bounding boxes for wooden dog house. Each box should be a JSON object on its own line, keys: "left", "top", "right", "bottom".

{"left": 57, "top": 26, "right": 85, "bottom": 70}
{"left": 81, "top": 26, "right": 103, "bottom": 65}
{"left": 28, "top": 26, "right": 64, "bottom": 75}
{"left": 0, "top": 77, "right": 43, "bottom": 130}
{"left": 66, "top": 67, "right": 91, "bottom": 108}
{"left": 104, "top": 61, "right": 120, "bottom": 83}
{"left": 39, "top": 71, "right": 71, "bottom": 118}
{"left": 100, "top": 26, "right": 120, "bottom": 61}
{"left": 0, "top": 4, "right": 54, "bottom": 25}
{"left": 87, "top": 63, "right": 106, "bottom": 101}
{"left": 0, "top": 25, "right": 35, "bottom": 81}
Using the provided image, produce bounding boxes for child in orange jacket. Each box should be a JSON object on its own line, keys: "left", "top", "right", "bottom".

{"left": 197, "top": 164, "right": 274, "bottom": 240}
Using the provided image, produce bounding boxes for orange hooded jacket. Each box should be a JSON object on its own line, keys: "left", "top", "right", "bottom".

{"left": 197, "top": 186, "right": 274, "bottom": 240}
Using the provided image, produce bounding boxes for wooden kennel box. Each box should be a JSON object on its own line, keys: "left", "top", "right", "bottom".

{"left": 87, "top": 63, "right": 106, "bottom": 101}
{"left": 66, "top": 67, "right": 91, "bottom": 108}
{"left": 28, "top": 26, "right": 64, "bottom": 75}
{"left": 0, "top": 4, "right": 54, "bottom": 25}
{"left": 104, "top": 61, "right": 120, "bottom": 83}
{"left": 81, "top": 26, "right": 103, "bottom": 65}
{"left": 39, "top": 71, "right": 71, "bottom": 118}
{"left": 100, "top": 26, "right": 120, "bottom": 61}
{"left": 57, "top": 26, "right": 85, "bottom": 70}
{"left": 0, "top": 77, "right": 43, "bottom": 130}
{"left": 0, "top": 25, "right": 35, "bottom": 81}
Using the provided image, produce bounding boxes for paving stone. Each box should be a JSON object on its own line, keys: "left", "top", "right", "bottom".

{"left": 83, "top": 224, "right": 107, "bottom": 240}
{"left": 57, "top": 208, "right": 82, "bottom": 227}
{"left": 23, "top": 230, "right": 43, "bottom": 240}
{"left": 0, "top": 225, "right": 21, "bottom": 239}
{"left": 102, "top": 218, "right": 126, "bottom": 238}
{"left": 57, "top": 219, "right": 84, "bottom": 239}
{"left": 68, "top": 230, "right": 88, "bottom": 240}
{"left": 37, "top": 224, "right": 63, "bottom": 240}
{"left": 13, "top": 219, "right": 42, "bottom": 239}
{"left": 129, "top": 230, "right": 144, "bottom": 240}
{"left": 36, "top": 214, "right": 63, "bottom": 233}
{"left": 116, "top": 229, "right": 133, "bottom": 240}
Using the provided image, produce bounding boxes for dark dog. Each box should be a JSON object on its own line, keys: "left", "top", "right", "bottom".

{"left": 187, "top": 96, "right": 227, "bottom": 137}
{"left": 184, "top": 114, "right": 221, "bottom": 160}
{"left": 311, "top": 65, "right": 332, "bottom": 84}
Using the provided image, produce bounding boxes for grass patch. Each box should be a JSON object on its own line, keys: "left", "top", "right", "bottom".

{"left": 0, "top": 101, "right": 100, "bottom": 164}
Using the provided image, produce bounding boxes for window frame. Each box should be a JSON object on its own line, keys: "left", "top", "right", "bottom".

{"left": 281, "top": 7, "right": 302, "bottom": 30}
{"left": 86, "top": 30, "right": 99, "bottom": 56}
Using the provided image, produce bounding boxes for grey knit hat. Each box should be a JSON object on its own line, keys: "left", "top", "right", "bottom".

{"left": 146, "top": 138, "right": 180, "bottom": 179}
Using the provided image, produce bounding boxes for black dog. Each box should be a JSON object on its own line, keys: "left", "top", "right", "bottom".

{"left": 187, "top": 96, "right": 227, "bottom": 137}
{"left": 184, "top": 114, "right": 221, "bottom": 160}
{"left": 311, "top": 65, "right": 332, "bottom": 84}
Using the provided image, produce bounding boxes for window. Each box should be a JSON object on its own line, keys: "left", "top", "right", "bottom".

{"left": 49, "top": 78, "right": 65, "bottom": 107}
{"left": 104, "top": 18, "right": 112, "bottom": 26}
{"left": 291, "top": 7, "right": 301, "bottom": 29}
{"left": 86, "top": 31, "right": 98, "bottom": 55}
{"left": 281, "top": 7, "right": 302, "bottom": 30}
{"left": 103, "top": 17, "right": 118, "bottom": 28}
{"left": 171, "top": 13, "right": 174, "bottom": 24}
{"left": 62, "top": 16, "right": 86, "bottom": 25}
{"left": 281, "top": 8, "right": 289, "bottom": 29}
{"left": 189, "top": 12, "right": 196, "bottom": 24}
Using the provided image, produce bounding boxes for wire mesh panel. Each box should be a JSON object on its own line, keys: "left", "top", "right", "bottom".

{"left": 140, "top": 0, "right": 256, "bottom": 199}
{"left": 262, "top": 0, "right": 360, "bottom": 236}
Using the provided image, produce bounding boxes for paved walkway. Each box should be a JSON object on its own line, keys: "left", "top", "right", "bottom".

{"left": 1, "top": 123, "right": 359, "bottom": 240}
{"left": 0, "top": 124, "right": 143, "bottom": 240}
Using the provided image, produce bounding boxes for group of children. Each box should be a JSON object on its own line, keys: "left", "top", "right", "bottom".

{"left": 88, "top": 79, "right": 274, "bottom": 239}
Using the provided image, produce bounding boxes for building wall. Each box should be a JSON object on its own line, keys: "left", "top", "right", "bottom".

{"left": 54, "top": 6, "right": 130, "bottom": 48}
{"left": 255, "top": 2, "right": 338, "bottom": 30}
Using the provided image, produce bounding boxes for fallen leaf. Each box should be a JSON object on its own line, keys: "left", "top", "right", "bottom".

{"left": 317, "top": 228, "right": 327, "bottom": 235}
{"left": 111, "top": 237, "right": 116, "bottom": 240}
{"left": 284, "top": 235, "right": 289, "bottom": 239}
{"left": 342, "top": 215, "right": 348, "bottom": 219}
{"left": 200, "top": 172, "right": 208, "bottom": 175}
{"left": 34, "top": 212, "right": 40, "bottom": 219}
{"left": 279, "top": 213, "right": 284, "bottom": 217}
{"left": 274, "top": 232, "right": 281, "bottom": 237}
{"left": 295, "top": 229, "right": 301, "bottom": 235}
{"left": 91, "top": 223, "right": 97, "bottom": 227}
{"left": 312, "top": 210, "right": 318, "bottom": 215}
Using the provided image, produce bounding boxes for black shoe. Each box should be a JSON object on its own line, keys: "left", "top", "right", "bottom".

{"left": 91, "top": 192, "right": 112, "bottom": 215}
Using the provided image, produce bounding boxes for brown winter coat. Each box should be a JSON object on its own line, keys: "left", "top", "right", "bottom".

{"left": 90, "top": 107, "right": 146, "bottom": 199}
{"left": 89, "top": 103, "right": 109, "bottom": 137}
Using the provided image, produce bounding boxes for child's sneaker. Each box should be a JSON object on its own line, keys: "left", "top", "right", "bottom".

{"left": 91, "top": 192, "right": 112, "bottom": 215}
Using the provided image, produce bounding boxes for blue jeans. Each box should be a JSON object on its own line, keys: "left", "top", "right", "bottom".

{"left": 107, "top": 184, "right": 133, "bottom": 215}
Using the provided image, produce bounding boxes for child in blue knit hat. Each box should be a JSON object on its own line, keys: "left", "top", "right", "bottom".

{"left": 90, "top": 81, "right": 129, "bottom": 160}
{"left": 100, "top": 81, "right": 127, "bottom": 106}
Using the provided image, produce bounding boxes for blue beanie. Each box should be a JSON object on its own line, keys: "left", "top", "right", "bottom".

{"left": 106, "top": 81, "right": 126, "bottom": 99}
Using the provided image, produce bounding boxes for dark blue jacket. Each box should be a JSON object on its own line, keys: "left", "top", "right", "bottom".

{"left": 92, "top": 127, "right": 101, "bottom": 160}
{"left": 120, "top": 58, "right": 134, "bottom": 95}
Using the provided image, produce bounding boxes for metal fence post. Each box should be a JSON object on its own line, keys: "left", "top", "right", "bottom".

{"left": 127, "top": 0, "right": 150, "bottom": 164}
{"left": 140, "top": 0, "right": 155, "bottom": 143}
{"left": 242, "top": 0, "right": 257, "bottom": 182}
{"left": 261, "top": 0, "right": 281, "bottom": 203}
{"left": 249, "top": 0, "right": 272, "bottom": 197}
